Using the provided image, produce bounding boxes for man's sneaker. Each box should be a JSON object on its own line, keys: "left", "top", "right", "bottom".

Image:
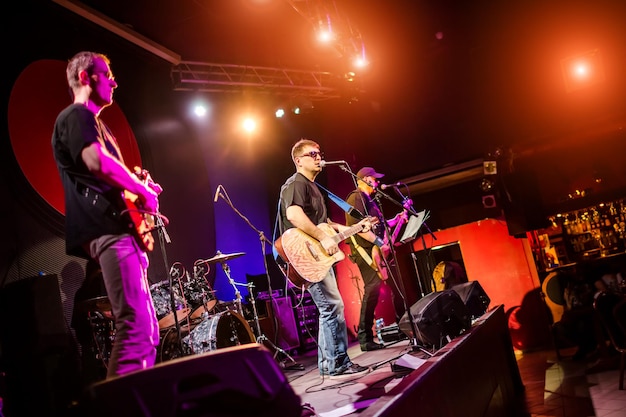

{"left": 328, "top": 363, "right": 371, "bottom": 380}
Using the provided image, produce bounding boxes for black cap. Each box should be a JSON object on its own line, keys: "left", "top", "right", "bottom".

{"left": 357, "top": 167, "right": 384, "bottom": 179}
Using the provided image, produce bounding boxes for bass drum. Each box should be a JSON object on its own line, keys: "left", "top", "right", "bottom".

{"left": 182, "top": 310, "right": 255, "bottom": 355}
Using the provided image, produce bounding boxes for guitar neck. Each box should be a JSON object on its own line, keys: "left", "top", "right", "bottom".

{"left": 333, "top": 223, "right": 365, "bottom": 244}
{"left": 389, "top": 212, "right": 406, "bottom": 244}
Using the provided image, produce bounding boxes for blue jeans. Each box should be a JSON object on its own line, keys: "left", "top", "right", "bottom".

{"left": 88, "top": 234, "right": 159, "bottom": 378}
{"left": 307, "top": 268, "right": 353, "bottom": 375}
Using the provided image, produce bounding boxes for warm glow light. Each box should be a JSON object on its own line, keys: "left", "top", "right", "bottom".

{"left": 275, "top": 108, "right": 285, "bottom": 118}
{"left": 561, "top": 49, "right": 604, "bottom": 92}
{"left": 352, "top": 56, "right": 369, "bottom": 68}
{"left": 572, "top": 61, "right": 591, "bottom": 79}
{"left": 242, "top": 117, "right": 256, "bottom": 132}
{"left": 317, "top": 29, "right": 334, "bottom": 43}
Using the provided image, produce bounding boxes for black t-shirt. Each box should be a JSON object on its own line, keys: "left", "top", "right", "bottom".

{"left": 278, "top": 172, "right": 327, "bottom": 234}
{"left": 345, "top": 190, "right": 384, "bottom": 250}
{"left": 51, "top": 104, "right": 129, "bottom": 258}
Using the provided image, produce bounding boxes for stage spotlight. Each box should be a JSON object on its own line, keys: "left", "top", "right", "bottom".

{"left": 352, "top": 56, "right": 368, "bottom": 69}
{"left": 316, "top": 15, "right": 335, "bottom": 44}
{"left": 193, "top": 103, "right": 208, "bottom": 118}
{"left": 317, "top": 28, "right": 334, "bottom": 44}
{"left": 291, "top": 98, "right": 314, "bottom": 115}
{"left": 560, "top": 49, "right": 604, "bottom": 92}
{"left": 242, "top": 117, "right": 257, "bottom": 133}
{"left": 275, "top": 108, "right": 285, "bottom": 118}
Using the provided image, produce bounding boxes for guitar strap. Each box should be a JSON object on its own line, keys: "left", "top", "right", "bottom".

{"left": 349, "top": 235, "right": 377, "bottom": 268}
{"left": 315, "top": 182, "right": 365, "bottom": 220}
{"left": 272, "top": 182, "right": 364, "bottom": 261}
{"left": 314, "top": 182, "right": 383, "bottom": 271}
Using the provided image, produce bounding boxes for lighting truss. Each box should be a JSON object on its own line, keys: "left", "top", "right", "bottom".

{"left": 170, "top": 61, "right": 346, "bottom": 100}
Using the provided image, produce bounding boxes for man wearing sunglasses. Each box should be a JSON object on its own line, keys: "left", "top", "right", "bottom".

{"left": 277, "top": 139, "right": 370, "bottom": 380}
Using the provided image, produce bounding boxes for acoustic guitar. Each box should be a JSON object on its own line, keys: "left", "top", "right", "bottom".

{"left": 274, "top": 217, "right": 376, "bottom": 289}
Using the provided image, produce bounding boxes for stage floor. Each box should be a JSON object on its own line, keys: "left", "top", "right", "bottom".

{"left": 282, "top": 339, "right": 428, "bottom": 416}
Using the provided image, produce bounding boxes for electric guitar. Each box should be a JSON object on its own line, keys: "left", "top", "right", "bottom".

{"left": 371, "top": 199, "right": 412, "bottom": 280}
{"left": 121, "top": 167, "right": 157, "bottom": 252}
{"left": 274, "top": 217, "right": 377, "bottom": 289}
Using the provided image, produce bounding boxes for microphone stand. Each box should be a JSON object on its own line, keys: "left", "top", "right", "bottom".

{"left": 214, "top": 185, "right": 303, "bottom": 370}
{"left": 371, "top": 189, "right": 433, "bottom": 357}
{"left": 153, "top": 212, "right": 187, "bottom": 357}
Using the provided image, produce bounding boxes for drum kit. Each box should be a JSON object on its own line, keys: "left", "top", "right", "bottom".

{"left": 77, "top": 251, "right": 263, "bottom": 366}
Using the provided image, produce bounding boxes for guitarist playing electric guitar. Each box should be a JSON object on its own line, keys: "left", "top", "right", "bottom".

{"left": 345, "top": 166, "right": 410, "bottom": 352}
{"left": 52, "top": 51, "right": 164, "bottom": 378}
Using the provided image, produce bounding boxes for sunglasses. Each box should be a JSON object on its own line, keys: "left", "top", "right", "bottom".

{"left": 299, "top": 150, "right": 324, "bottom": 159}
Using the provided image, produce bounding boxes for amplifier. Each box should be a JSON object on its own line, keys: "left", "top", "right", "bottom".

{"left": 290, "top": 291, "right": 319, "bottom": 352}
{"left": 257, "top": 289, "right": 283, "bottom": 300}
{"left": 258, "top": 297, "right": 300, "bottom": 352}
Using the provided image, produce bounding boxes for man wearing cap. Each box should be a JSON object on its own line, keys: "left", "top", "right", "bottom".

{"left": 346, "top": 167, "right": 408, "bottom": 351}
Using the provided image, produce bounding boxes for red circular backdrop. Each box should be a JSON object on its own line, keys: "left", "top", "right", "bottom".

{"left": 8, "top": 59, "right": 142, "bottom": 215}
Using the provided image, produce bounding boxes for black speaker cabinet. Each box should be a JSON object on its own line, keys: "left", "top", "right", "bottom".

{"left": 398, "top": 290, "right": 470, "bottom": 348}
{"left": 0, "top": 274, "right": 79, "bottom": 416}
{"left": 85, "top": 344, "right": 303, "bottom": 417}
{"left": 451, "top": 281, "right": 491, "bottom": 319}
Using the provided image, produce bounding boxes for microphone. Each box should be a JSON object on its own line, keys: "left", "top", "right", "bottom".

{"left": 380, "top": 182, "right": 404, "bottom": 190}
{"left": 213, "top": 185, "right": 222, "bottom": 202}
{"left": 320, "top": 160, "right": 347, "bottom": 167}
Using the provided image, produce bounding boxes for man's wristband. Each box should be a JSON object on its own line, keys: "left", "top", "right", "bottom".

{"left": 373, "top": 237, "right": 384, "bottom": 247}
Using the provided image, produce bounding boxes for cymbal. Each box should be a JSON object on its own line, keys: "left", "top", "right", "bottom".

{"left": 77, "top": 296, "right": 111, "bottom": 313}
{"left": 204, "top": 251, "right": 245, "bottom": 264}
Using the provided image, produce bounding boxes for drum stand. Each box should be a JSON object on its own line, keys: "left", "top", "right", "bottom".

{"left": 219, "top": 260, "right": 245, "bottom": 317}
{"left": 219, "top": 260, "right": 303, "bottom": 370}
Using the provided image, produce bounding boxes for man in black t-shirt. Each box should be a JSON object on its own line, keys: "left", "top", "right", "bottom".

{"left": 277, "top": 139, "right": 370, "bottom": 380}
{"left": 52, "top": 51, "right": 162, "bottom": 379}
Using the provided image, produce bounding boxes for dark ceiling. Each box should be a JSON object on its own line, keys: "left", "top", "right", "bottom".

{"left": 48, "top": 0, "right": 626, "bottom": 182}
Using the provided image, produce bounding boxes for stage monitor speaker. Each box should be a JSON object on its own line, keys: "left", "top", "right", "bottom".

{"left": 451, "top": 281, "right": 491, "bottom": 319}
{"left": 398, "top": 290, "right": 470, "bottom": 348}
{"left": 85, "top": 344, "right": 302, "bottom": 417}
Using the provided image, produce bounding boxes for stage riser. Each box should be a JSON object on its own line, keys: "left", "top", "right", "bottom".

{"left": 362, "top": 305, "right": 524, "bottom": 417}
